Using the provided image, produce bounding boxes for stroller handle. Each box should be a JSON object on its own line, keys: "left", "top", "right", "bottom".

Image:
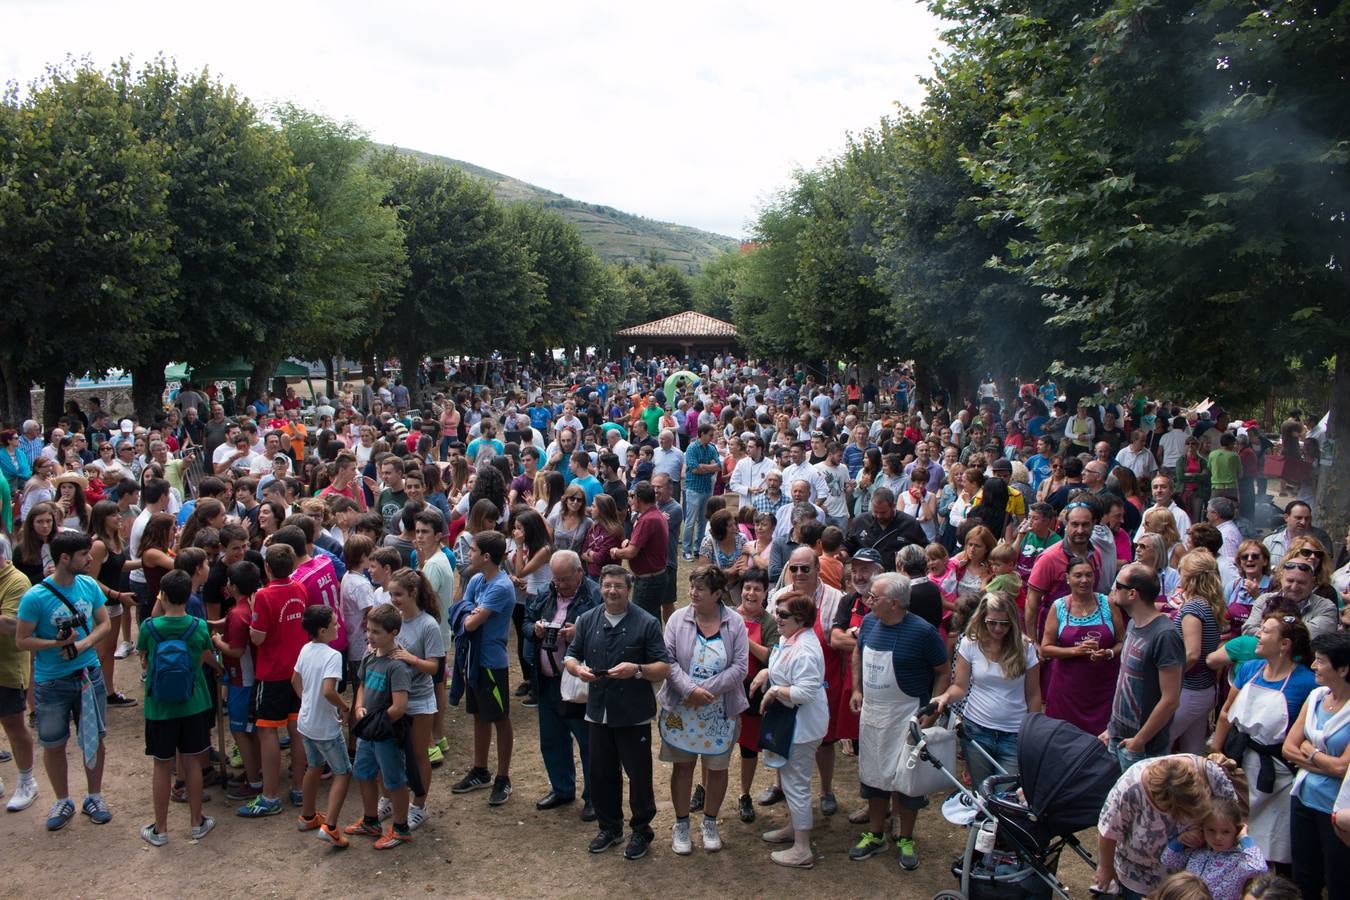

{"left": 907, "top": 700, "right": 942, "bottom": 744}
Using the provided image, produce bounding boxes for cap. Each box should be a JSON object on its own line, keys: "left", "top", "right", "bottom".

{"left": 119, "top": 418, "right": 134, "bottom": 433}
{"left": 852, "top": 548, "right": 884, "bottom": 567}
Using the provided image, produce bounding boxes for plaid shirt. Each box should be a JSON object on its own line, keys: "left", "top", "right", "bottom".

{"left": 683, "top": 440, "right": 720, "bottom": 494}
{"left": 752, "top": 491, "right": 790, "bottom": 516}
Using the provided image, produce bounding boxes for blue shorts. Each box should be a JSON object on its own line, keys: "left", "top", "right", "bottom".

{"left": 226, "top": 684, "right": 255, "bottom": 734}
{"left": 35, "top": 667, "right": 107, "bottom": 749}
{"left": 302, "top": 735, "right": 352, "bottom": 776}
{"left": 353, "top": 737, "right": 407, "bottom": 790}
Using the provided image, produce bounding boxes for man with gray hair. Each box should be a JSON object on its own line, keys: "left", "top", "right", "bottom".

{"left": 844, "top": 487, "right": 928, "bottom": 572}
{"left": 651, "top": 430, "right": 684, "bottom": 496}
{"left": 847, "top": 571, "right": 949, "bottom": 870}
{"left": 19, "top": 420, "right": 44, "bottom": 465}
{"left": 524, "top": 550, "right": 601, "bottom": 821}
{"left": 0, "top": 533, "right": 39, "bottom": 811}
{"left": 1205, "top": 497, "right": 1241, "bottom": 562}
{"left": 773, "top": 479, "right": 826, "bottom": 543}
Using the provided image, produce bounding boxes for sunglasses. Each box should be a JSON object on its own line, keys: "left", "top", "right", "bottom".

{"left": 1297, "top": 548, "right": 1324, "bottom": 558}
{"left": 1282, "top": 562, "right": 1314, "bottom": 573}
{"left": 985, "top": 619, "right": 1012, "bottom": 629}
{"left": 1239, "top": 553, "right": 1263, "bottom": 562}
{"left": 1112, "top": 581, "right": 1134, "bottom": 592}
{"left": 774, "top": 610, "right": 795, "bottom": 621}
{"left": 787, "top": 564, "right": 813, "bottom": 574}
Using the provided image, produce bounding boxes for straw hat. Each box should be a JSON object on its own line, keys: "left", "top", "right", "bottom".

{"left": 52, "top": 472, "right": 89, "bottom": 492}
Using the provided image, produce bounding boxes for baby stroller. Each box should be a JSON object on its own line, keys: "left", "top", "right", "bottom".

{"left": 911, "top": 707, "right": 1119, "bottom": 900}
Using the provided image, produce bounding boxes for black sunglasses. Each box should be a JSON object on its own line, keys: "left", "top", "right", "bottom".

{"left": 1282, "top": 562, "right": 1314, "bottom": 573}
{"left": 786, "top": 564, "right": 813, "bottom": 574}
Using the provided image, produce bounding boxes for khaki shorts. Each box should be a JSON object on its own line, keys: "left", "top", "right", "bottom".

{"left": 659, "top": 725, "right": 739, "bottom": 771}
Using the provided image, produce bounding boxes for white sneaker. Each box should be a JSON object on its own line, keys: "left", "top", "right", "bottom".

{"left": 6, "top": 777, "right": 38, "bottom": 812}
{"left": 113, "top": 640, "right": 134, "bottom": 659}
{"left": 377, "top": 795, "right": 391, "bottom": 820}
{"left": 407, "top": 803, "right": 427, "bottom": 831}
{"left": 700, "top": 816, "right": 723, "bottom": 852}
{"left": 671, "top": 819, "right": 692, "bottom": 855}
{"left": 0, "top": 775, "right": 5, "bottom": 799}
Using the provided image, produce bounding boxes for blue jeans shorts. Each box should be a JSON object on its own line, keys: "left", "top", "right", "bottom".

{"left": 34, "top": 667, "right": 107, "bottom": 749}
{"left": 353, "top": 737, "right": 407, "bottom": 790}
{"left": 226, "top": 684, "right": 255, "bottom": 734}
{"left": 303, "top": 735, "right": 352, "bottom": 776}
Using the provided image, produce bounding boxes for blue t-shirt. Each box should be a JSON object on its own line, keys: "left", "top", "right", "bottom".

{"left": 858, "top": 612, "right": 948, "bottom": 703}
{"left": 466, "top": 437, "right": 504, "bottom": 461}
{"left": 1233, "top": 660, "right": 1316, "bottom": 727}
{"left": 17, "top": 574, "right": 107, "bottom": 682}
{"left": 528, "top": 406, "right": 552, "bottom": 432}
{"left": 464, "top": 570, "right": 515, "bottom": 669}
{"left": 1295, "top": 689, "right": 1350, "bottom": 813}
{"left": 572, "top": 474, "right": 603, "bottom": 506}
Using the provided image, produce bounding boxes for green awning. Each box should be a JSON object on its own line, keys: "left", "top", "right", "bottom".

{"left": 165, "top": 359, "right": 309, "bottom": 382}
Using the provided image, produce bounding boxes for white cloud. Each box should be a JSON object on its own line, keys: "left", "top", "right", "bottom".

{"left": 3, "top": 0, "right": 942, "bottom": 237}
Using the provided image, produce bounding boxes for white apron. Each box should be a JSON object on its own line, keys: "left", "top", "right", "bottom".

{"left": 1226, "top": 667, "right": 1293, "bottom": 863}
{"left": 858, "top": 645, "right": 920, "bottom": 792}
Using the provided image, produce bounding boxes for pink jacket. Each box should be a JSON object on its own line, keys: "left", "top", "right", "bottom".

{"left": 657, "top": 604, "right": 750, "bottom": 717}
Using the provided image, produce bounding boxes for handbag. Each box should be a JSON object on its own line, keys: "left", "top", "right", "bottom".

{"left": 892, "top": 713, "right": 956, "bottom": 798}
{"left": 560, "top": 668, "right": 589, "bottom": 704}
{"left": 757, "top": 699, "right": 798, "bottom": 758}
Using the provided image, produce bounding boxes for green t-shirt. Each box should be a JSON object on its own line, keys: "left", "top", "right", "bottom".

{"left": 137, "top": 615, "right": 213, "bottom": 721}
{"left": 641, "top": 405, "right": 663, "bottom": 438}
{"left": 1207, "top": 448, "right": 1240, "bottom": 488}
{"left": 1025, "top": 531, "right": 1062, "bottom": 552}
{"left": 1222, "top": 634, "right": 1258, "bottom": 667}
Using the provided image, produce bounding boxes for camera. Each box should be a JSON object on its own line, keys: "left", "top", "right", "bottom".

{"left": 55, "top": 611, "right": 87, "bottom": 660}
{"left": 541, "top": 623, "right": 563, "bottom": 652}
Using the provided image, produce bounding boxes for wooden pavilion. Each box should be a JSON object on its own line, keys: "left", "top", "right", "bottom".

{"left": 616, "top": 311, "right": 739, "bottom": 359}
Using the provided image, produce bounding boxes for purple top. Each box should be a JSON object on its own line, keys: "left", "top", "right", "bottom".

{"left": 658, "top": 604, "right": 750, "bottom": 717}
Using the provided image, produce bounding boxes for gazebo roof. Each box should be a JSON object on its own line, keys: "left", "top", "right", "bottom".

{"left": 617, "top": 311, "right": 738, "bottom": 339}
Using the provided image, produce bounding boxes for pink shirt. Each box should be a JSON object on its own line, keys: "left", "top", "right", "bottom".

{"left": 293, "top": 555, "right": 346, "bottom": 652}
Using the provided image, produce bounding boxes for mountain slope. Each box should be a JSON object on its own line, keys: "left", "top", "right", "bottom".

{"left": 392, "top": 146, "right": 737, "bottom": 272}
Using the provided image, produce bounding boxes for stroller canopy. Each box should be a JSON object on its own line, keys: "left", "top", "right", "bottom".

{"left": 1017, "top": 713, "right": 1120, "bottom": 836}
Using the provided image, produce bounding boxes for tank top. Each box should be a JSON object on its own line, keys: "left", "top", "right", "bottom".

{"left": 99, "top": 546, "right": 128, "bottom": 591}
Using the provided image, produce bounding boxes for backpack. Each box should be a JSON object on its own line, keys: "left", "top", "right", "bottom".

{"left": 145, "top": 618, "right": 199, "bottom": 703}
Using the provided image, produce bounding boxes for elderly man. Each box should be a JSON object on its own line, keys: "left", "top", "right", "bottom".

{"left": 847, "top": 572, "right": 949, "bottom": 870}
{"left": 774, "top": 479, "right": 827, "bottom": 543}
{"left": 524, "top": 550, "right": 601, "bottom": 821}
{"left": 779, "top": 441, "right": 827, "bottom": 504}
{"left": 19, "top": 421, "right": 44, "bottom": 466}
{"left": 1132, "top": 473, "right": 1192, "bottom": 540}
{"left": 564, "top": 566, "right": 672, "bottom": 861}
{"left": 1205, "top": 497, "right": 1242, "bottom": 562}
{"left": 844, "top": 487, "right": 928, "bottom": 572}
{"left": 1262, "top": 499, "right": 1333, "bottom": 562}
{"left": 1240, "top": 557, "right": 1340, "bottom": 639}
{"left": 751, "top": 470, "right": 790, "bottom": 517}
{"left": 1114, "top": 429, "right": 1159, "bottom": 481}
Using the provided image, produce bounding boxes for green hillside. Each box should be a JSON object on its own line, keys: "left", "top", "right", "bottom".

{"left": 393, "top": 146, "right": 738, "bottom": 273}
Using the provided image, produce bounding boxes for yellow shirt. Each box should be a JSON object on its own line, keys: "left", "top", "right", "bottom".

{"left": 972, "top": 484, "right": 1026, "bottom": 518}
{"left": 0, "top": 563, "right": 33, "bottom": 689}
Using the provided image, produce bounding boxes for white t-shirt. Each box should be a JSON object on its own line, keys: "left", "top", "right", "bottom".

{"left": 340, "top": 571, "right": 376, "bottom": 662}
{"left": 294, "top": 641, "right": 345, "bottom": 741}
{"left": 956, "top": 635, "right": 1039, "bottom": 733}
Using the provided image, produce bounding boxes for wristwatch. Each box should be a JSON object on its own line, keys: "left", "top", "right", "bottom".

{"left": 635, "top": 664, "right": 644, "bottom": 680}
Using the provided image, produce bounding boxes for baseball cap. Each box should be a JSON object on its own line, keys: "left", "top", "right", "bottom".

{"left": 119, "top": 418, "right": 134, "bottom": 434}
{"left": 852, "top": 548, "right": 883, "bottom": 567}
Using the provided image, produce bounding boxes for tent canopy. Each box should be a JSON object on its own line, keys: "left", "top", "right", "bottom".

{"left": 165, "top": 359, "right": 310, "bottom": 382}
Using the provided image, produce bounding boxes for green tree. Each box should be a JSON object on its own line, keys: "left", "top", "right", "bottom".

{"left": 509, "top": 202, "right": 611, "bottom": 361}
{"left": 0, "top": 63, "right": 174, "bottom": 424}
{"left": 123, "top": 59, "right": 316, "bottom": 419}
{"left": 691, "top": 250, "right": 743, "bottom": 322}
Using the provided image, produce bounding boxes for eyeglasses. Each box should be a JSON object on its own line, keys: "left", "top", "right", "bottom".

{"left": 787, "top": 564, "right": 813, "bottom": 574}
{"left": 565, "top": 497, "right": 583, "bottom": 503}
{"left": 1239, "top": 553, "right": 1263, "bottom": 562}
{"left": 1297, "top": 548, "right": 1324, "bottom": 558}
{"left": 1282, "top": 562, "right": 1314, "bottom": 573}
{"left": 985, "top": 619, "right": 1012, "bottom": 629}
{"left": 1112, "top": 581, "right": 1133, "bottom": 592}
{"left": 774, "top": 610, "right": 795, "bottom": 621}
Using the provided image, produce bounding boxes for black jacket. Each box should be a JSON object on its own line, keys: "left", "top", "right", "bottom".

{"left": 844, "top": 511, "right": 928, "bottom": 571}
{"left": 565, "top": 603, "right": 669, "bottom": 728}
{"left": 523, "top": 577, "right": 602, "bottom": 677}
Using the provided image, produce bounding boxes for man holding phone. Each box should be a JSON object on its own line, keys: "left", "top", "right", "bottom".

{"left": 564, "top": 566, "right": 671, "bottom": 861}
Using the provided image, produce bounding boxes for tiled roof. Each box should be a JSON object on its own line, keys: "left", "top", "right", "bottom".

{"left": 617, "top": 311, "right": 738, "bottom": 339}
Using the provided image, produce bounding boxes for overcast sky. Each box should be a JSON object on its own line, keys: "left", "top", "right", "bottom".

{"left": 4, "top": 0, "right": 943, "bottom": 238}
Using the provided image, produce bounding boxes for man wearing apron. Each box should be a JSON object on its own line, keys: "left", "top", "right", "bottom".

{"left": 847, "top": 572, "right": 949, "bottom": 871}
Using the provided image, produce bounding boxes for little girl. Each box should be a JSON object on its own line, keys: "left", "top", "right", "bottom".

{"left": 1160, "top": 796, "right": 1267, "bottom": 900}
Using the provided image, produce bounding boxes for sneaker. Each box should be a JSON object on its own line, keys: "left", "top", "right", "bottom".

{"left": 45, "top": 798, "right": 76, "bottom": 831}
{"left": 820, "top": 792, "right": 838, "bottom": 816}
{"left": 114, "top": 640, "right": 134, "bottom": 659}
{"left": 488, "top": 776, "right": 512, "bottom": 806}
{"left": 435, "top": 736, "right": 450, "bottom": 755}
{"left": 229, "top": 744, "right": 243, "bottom": 768}
{"left": 105, "top": 692, "right": 137, "bottom": 707}
{"left": 0, "top": 749, "right": 9, "bottom": 762}
{"left": 427, "top": 743, "right": 444, "bottom": 767}
{"left": 343, "top": 817, "right": 382, "bottom": 837}
{"left": 521, "top": 693, "right": 539, "bottom": 709}
{"left": 318, "top": 823, "right": 349, "bottom": 848}
{"left": 81, "top": 795, "right": 112, "bottom": 824}
{"left": 375, "top": 825, "right": 412, "bottom": 850}
{"left": 623, "top": 830, "right": 652, "bottom": 860}
{"left": 451, "top": 767, "right": 492, "bottom": 794}
{"left": 407, "top": 804, "right": 427, "bottom": 831}
{"left": 278, "top": 732, "right": 291, "bottom": 750}
{"left": 700, "top": 816, "right": 722, "bottom": 852}
{"left": 689, "top": 783, "right": 705, "bottom": 812}
{"left": 171, "top": 783, "right": 211, "bottom": 804}
{"left": 288, "top": 788, "right": 304, "bottom": 808}
{"left": 140, "top": 823, "right": 168, "bottom": 846}
{"left": 756, "top": 785, "right": 785, "bottom": 806}
{"left": 737, "top": 793, "right": 755, "bottom": 823}
{"left": 225, "top": 781, "right": 259, "bottom": 801}
{"left": 513, "top": 682, "right": 531, "bottom": 697}
{"left": 849, "top": 831, "right": 888, "bottom": 861}
{"left": 297, "top": 812, "right": 325, "bottom": 831}
{"left": 897, "top": 836, "right": 919, "bottom": 870}
{"left": 191, "top": 816, "right": 216, "bottom": 840}
{"left": 237, "top": 795, "right": 282, "bottom": 818}
{"left": 671, "top": 819, "right": 693, "bottom": 855}
{"left": 377, "top": 796, "right": 392, "bottom": 820}
{"left": 588, "top": 829, "right": 622, "bottom": 853}
{"left": 7, "top": 777, "right": 38, "bottom": 812}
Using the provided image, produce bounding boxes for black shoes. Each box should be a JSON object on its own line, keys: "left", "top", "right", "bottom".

{"left": 451, "top": 767, "right": 492, "bottom": 794}
{"left": 689, "top": 783, "right": 705, "bottom": 813}
{"left": 623, "top": 831, "right": 653, "bottom": 860}
{"left": 738, "top": 793, "right": 756, "bottom": 822}
{"left": 588, "top": 830, "right": 622, "bottom": 853}
{"left": 535, "top": 791, "right": 575, "bottom": 811}
{"left": 580, "top": 803, "right": 597, "bottom": 822}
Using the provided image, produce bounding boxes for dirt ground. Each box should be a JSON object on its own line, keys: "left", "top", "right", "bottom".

{"left": 0, "top": 576, "right": 1101, "bottom": 899}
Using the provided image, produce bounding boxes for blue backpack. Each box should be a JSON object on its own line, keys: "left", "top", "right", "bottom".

{"left": 145, "top": 618, "right": 199, "bottom": 703}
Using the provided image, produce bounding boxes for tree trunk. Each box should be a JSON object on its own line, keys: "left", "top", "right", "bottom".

{"left": 323, "top": 357, "right": 337, "bottom": 400}
{"left": 911, "top": 355, "right": 931, "bottom": 411}
{"left": 1315, "top": 354, "right": 1350, "bottom": 538}
{"left": 41, "top": 374, "right": 66, "bottom": 430}
{"left": 247, "top": 359, "right": 278, "bottom": 409}
{"left": 131, "top": 355, "right": 170, "bottom": 423}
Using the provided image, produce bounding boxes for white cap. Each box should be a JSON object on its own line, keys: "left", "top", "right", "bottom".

{"left": 119, "top": 418, "right": 134, "bottom": 433}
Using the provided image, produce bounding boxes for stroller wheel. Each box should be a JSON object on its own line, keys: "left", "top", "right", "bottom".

{"left": 932, "top": 893, "right": 966, "bottom": 900}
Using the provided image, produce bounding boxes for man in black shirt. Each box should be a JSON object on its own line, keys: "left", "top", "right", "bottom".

{"left": 895, "top": 544, "right": 944, "bottom": 629}
{"left": 844, "top": 488, "right": 927, "bottom": 572}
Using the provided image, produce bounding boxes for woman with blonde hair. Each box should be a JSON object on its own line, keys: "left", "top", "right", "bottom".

{"left": 1279, "top": 535, "right": 1338, "bottom": 603}
{"left": 935, "top": 592, "right": 1041, "bottom": 785}
{"left": 1142, "top": 506, "right": 1184, "bottom": 568}
{"left": 1096, "top": 753, "right": 1240, "bottom": 899}
{"left": 546, "top": 484, "right": 591, "bottom": 555}
{"left": 1133, "top": 531, "right": 1180, "bottom": 603}
{"left": 1168, "top": 550, "right": 1228, "bottom": 754}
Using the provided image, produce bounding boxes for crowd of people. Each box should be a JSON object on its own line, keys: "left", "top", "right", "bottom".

{"left": 0, "top": 357, "right": 1347, "bottom": 898}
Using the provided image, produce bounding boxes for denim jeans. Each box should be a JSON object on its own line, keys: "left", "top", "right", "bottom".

{"left": 537, "top": 674, "right": 590, "bottom": 803}
{"left": 35, "top": 667, "right": 107, "bottom": 748}
{"left": 1107, "top": 736, "right": 1151, "bottom": 773}
{"left": 681, "top": 489, "right": 711, "bottom": 557}
{"left": 961, "top": 718, "right": 1019, "bottom": 789}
